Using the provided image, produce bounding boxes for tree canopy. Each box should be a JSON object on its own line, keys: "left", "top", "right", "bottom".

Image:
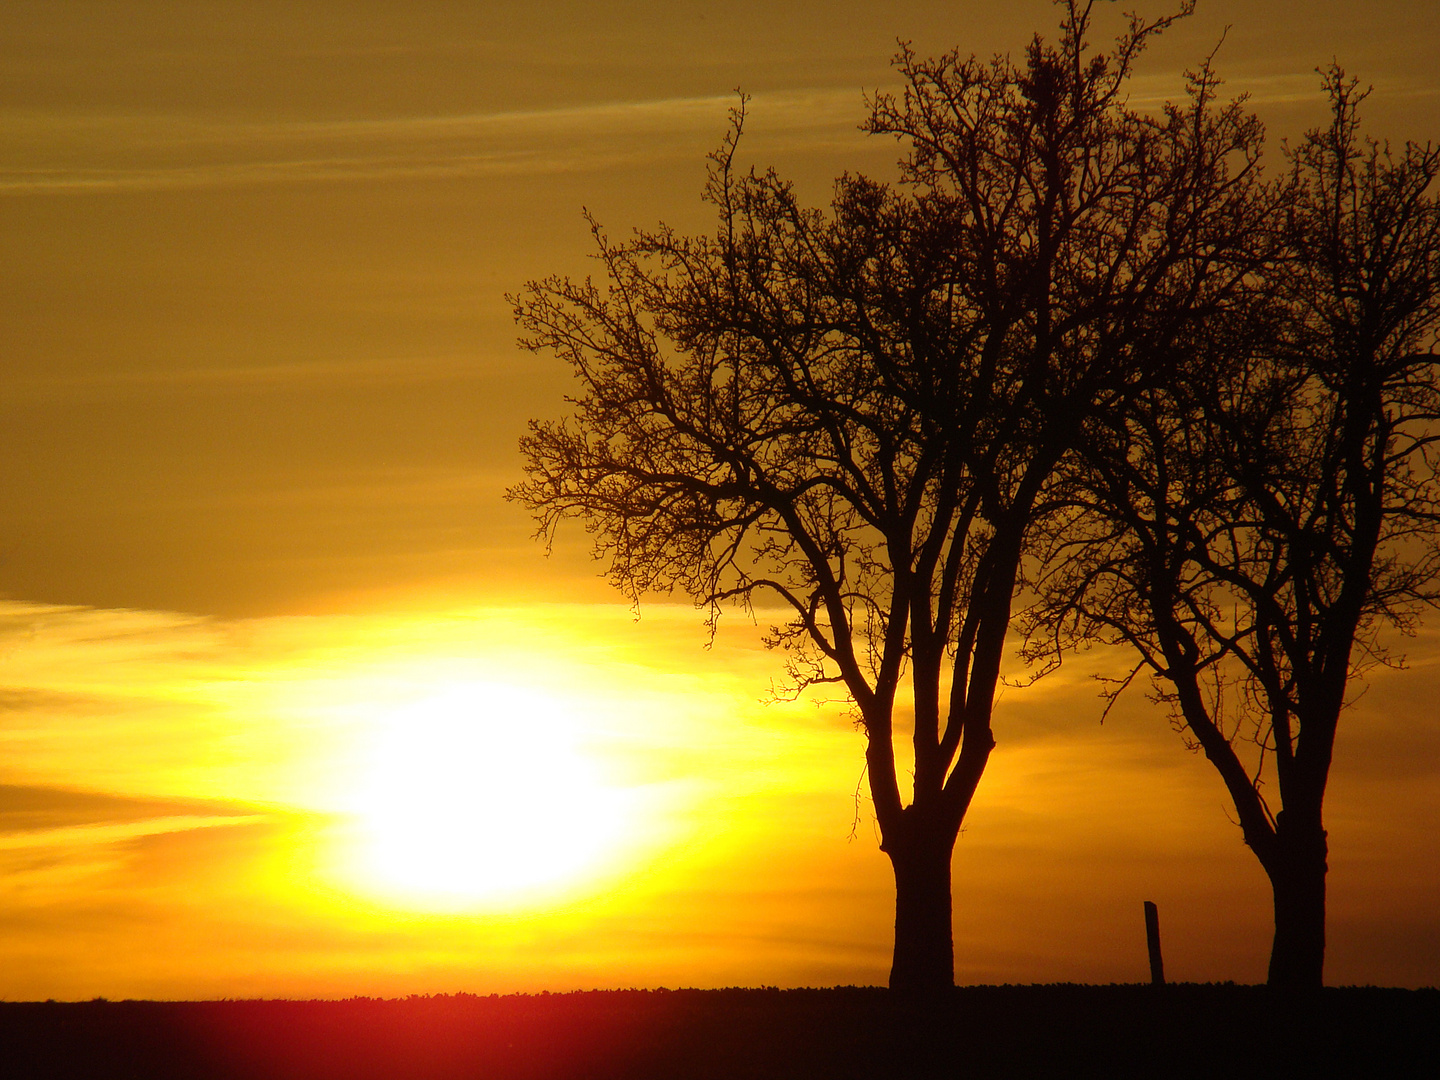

{"left": 510, "top": 0, "right": 1273, "bottom": 990}
{"left": 1026, "top": 67, "right": 1440, "bottom": 987}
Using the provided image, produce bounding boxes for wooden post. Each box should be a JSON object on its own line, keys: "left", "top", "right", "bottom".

{"left": 1144, "top": 900, "right": 1165, "bottom": 986}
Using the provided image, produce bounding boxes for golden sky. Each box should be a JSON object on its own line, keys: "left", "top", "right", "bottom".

{"left": 1, "top": 0, "right": 1438, "bottom": 998}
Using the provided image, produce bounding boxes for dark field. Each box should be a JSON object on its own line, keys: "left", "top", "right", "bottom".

{"left": 3, "top": 985, "right": 1435, "bottom": 1079}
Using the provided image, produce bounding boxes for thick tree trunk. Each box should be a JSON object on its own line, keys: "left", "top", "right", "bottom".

{"left": 887, "top": 830, "right": 955, "bottom": 992}
{"left": 1265, "top": 816, "right": 1328, "bottom": 990}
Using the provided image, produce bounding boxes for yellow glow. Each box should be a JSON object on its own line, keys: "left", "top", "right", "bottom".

{"left": 333, "top": 682, "right": 633, "bottom": 910}
{"left": 1, "top": 599, "right": 1436, "bottom": 995}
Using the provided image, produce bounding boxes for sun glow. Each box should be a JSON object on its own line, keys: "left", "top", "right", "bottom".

{"left": 338, "top": 682, "right": 632, "bottom": 909}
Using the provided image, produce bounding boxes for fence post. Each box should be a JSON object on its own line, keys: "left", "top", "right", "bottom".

{"left": 1143, "top": 900, "right": 1165, "bottom": 986}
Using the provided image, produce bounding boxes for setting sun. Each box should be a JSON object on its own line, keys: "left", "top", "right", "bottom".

{"left": 338, "top": 682, "right": 631, "bottom": 908}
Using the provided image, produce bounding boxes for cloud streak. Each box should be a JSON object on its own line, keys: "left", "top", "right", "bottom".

{"left": 0, "top": 354, "right": 503, "bottom": 402}
{"left": 0, "top": 90, "right": 871, "bottom": 195}
{"left": 6, "top": 71, "right": 1423, "bottom": 197}
{"left": 0, "top": 783, "right": 262, "bottom": 836}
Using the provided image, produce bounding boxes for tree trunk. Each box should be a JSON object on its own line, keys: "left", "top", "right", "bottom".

{"left": 1265, "top": 816, "right": 1328, "bottom": 990}
{"left": 887, "top": 830, "right": 955, "bottom": 992}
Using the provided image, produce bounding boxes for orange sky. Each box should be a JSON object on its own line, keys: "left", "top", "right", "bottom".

{"left": 1, "top": 1, "right": 1438, "bottom": 998}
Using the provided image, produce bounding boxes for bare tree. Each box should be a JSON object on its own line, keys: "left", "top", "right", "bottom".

{"left": 509, "top": 0, "right": 1265, "bottom": 990}
{"left": 1028, "top": 68, "right": 1440, "bottom": 988}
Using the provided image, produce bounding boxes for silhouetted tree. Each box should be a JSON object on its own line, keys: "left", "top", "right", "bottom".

{"left": 509, "top": 0, "right": 1267, "bottom": 990}
{"left": 1028, "top": 69, "right": 1440, "bottom": 988}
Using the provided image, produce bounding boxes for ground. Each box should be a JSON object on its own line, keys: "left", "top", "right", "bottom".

{"left": 3, "top": 985, "right": 1435, "bottom": 1079}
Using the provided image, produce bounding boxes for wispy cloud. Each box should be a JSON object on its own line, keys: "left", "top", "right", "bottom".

{"left": 0, "top": 353, "right": 501, "bottom": 402}
{"left": 7, "top": 73, "right": 1426, "bottom": 196}
{"left": 0, "top": 814, "right": 262, "bottom": 852}
{"left": 0, "top": 783, "right": 261, "bottom": 837}
{"left": 0, "top": 90, "right": 870, "bottom": 195}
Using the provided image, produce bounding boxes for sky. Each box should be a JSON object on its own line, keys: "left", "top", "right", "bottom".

{"left": 1, "top": 0, "right": 1438, "bottom": 999}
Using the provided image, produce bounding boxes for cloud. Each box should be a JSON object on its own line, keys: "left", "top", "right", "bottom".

{"left": 0, "top": 687, "right": 95, "bottom": 714}
{"left": 0, "top": 353, "right": 504, "bottom": 403}
{"left": 0, "top": 90, "right": 869, "bottom": 195}
{"left": 14, "top": 73, "right": 1416, "bottom": 198}
{"left": 0, "top": 783, "right": 261, "bottom": 837}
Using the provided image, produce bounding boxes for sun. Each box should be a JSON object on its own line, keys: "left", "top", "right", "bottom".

{"left": 339, "top": 682, "right": 631, "bottom": 909}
